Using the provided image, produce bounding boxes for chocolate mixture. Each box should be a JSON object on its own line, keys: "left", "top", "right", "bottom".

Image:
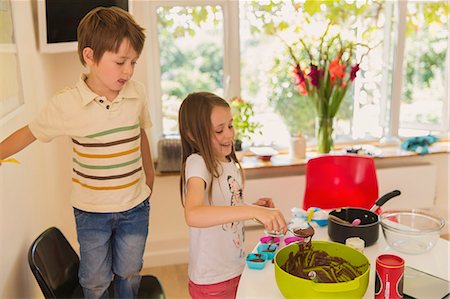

{"left": 281, "top": 225, "right": 368, "bottom": 283}
{"left": 262, "top": 245, "right": 277, "bottom": 253}
{"left": 249, "top": 253, "right": 265, "bottom": 263}
{"left": 293, "top": 225, "right": 315, "bottom": 238}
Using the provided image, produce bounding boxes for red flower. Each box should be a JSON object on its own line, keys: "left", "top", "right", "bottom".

{"left": 293, "top": 64, "right": 306, "bottom": 85}
{"left": 298, "top": 81, "right": 308, "bottom": 95}
{"left": 231, "top": 96, "right": 244, "bottom": 104}
{"left": 349, "top": 63, "right": 360, "bottom": 81}
{"left": 329, "top": 57, "right": 346, "bottom": 84}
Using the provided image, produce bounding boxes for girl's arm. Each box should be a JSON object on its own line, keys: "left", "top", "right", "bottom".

{"left": 184, "top": 177, "right": 287, "bottom": 233}
{"left": 0, "top": 125, "right": 36, "bottom": 161}
{"left": 253, "top": 197, "right": 275, "bottom": 208}
{"left": 140, "top": 129, "right": 155, "bottom": 191}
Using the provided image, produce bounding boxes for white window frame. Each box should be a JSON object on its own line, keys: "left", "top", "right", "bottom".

{"left": 143, "top": 0, "right": 239, "bottom": 156}
{"left": 389, "top": 0, "right": 450, "bottom": 137}
{"left": 143, "top": 0, "right": 450, "bottom": 156}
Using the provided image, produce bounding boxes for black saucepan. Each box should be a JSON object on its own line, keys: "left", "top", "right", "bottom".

{"left": 327, "top": 190, "right": 401, "bottom": 246}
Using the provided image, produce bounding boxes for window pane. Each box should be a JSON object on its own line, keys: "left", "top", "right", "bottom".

{"left": 239, "top": 1, "right": 386, "bottom": 147}
{"left": 157, "top": 5, "right": 224, "bottom": 135}
{"left": 399, "top": 1, "right": 448, "bottom": 132}
{"left": 239, "top": 2, "right": 294, "bottom": 147}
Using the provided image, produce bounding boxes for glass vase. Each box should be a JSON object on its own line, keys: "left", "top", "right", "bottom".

{"left": 315, "top": 117, "right": 334, "bottom": 154}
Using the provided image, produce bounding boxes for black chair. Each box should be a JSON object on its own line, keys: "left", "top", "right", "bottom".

{"left": 28, "top": 227, "right": 165, "bottom": 299}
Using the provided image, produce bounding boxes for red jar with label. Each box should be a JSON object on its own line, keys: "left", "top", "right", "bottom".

{"left": 375, "top": 254, "right": 404, "bottom": 298}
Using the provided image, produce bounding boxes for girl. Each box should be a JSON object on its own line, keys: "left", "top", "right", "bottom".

{"left": 178, "top": 92, "right": 287, "bottom": 298}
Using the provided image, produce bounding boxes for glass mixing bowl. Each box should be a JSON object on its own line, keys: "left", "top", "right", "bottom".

{"left": 380, "top": 210, "right": 445, "bottom": 254}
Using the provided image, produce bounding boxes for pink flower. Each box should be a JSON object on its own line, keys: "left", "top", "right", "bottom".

{"left": 349, "top": 64, "right": 360, "bottom": 81}
{"left": 308, "top": 64, "right": 323, "bottom": 88}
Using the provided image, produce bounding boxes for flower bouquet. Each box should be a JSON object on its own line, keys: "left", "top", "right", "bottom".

{"left": 287, "top": 23, "right": 372, "bottom": 153}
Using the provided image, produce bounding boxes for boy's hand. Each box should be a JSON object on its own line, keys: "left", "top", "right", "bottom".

{"left": 253, "top": 197, "right": 275, "bottom": 208}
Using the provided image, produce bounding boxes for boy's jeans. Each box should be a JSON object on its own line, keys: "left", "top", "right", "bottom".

{"left": 74, "top": 198, "right": 150, "bottom": 299}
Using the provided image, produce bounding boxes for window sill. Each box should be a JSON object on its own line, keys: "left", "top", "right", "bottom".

{"left": 155, "top": 141, "right": 449, "bottom": 177}
{"left": 238, "top": 141, "right": 449, "bottom": 179}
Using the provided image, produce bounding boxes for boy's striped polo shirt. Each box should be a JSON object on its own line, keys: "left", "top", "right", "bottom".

{"left": 29, "top": 75, "right": 152, "bottom": 213}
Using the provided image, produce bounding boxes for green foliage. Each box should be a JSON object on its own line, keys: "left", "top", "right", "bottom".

{"left": 156, "top": 1, "right": 448, "bottom": 135}
{"left": 157, "top": 6, "right": 221, "bottom": 38}
{"left": 268, "top": 54, "right": 317, "bottom": 136}
{"left": 229, "top": 97, "right": 262, "bottom": 142}
{"left": 267, "top": 50, "right": 353, "bottom": 136}
{"left": 243, "top": 0, "right": 383, "bottom": 135}
{"left": 403, "top": 2, "right": 449, "bottom": 104}
{"left": 158, "top": 22, "right": 223, "bottom": 99}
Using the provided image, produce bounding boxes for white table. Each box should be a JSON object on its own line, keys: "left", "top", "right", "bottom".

{"left": 236, "top": 226, "right": 450, "bottom": 298}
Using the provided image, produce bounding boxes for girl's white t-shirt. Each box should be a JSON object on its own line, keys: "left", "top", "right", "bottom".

{"left": 185, "top": 153, "right": 245, "bottom": 285}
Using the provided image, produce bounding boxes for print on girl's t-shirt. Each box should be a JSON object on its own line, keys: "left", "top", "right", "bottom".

{"left": 222, "top": 175, "right": 245, "bottom": 257}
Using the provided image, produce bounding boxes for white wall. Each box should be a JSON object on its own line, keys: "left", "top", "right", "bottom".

{"left": 0, "top": 2, "right": 155, "bottom": 298}
{"left": 0, "top": 1, "right": 88, "bottom": 297}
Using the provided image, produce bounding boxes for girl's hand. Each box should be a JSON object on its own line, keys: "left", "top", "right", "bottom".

{"left": 253, "top": 197, "right": 275, "bottom": 208}
{"left": 254, "top": 206, "right": 287, "bottom": 234}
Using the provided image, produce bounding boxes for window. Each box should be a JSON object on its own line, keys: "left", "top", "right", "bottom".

{"left": 145, "top": 0, "right": 449, "bottom": 155}
{"left": 399, "top": 1, "right": 449, "bottom": 136}
{"left": 238, "top": 1, "right": 387, "bottom": 146}
{"left": 157, "top": 5, "right": 225, "bottom": 136}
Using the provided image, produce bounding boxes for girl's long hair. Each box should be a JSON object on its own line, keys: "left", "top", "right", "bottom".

{"left": 178, "top": 92, "right": 244, "bottom": 206}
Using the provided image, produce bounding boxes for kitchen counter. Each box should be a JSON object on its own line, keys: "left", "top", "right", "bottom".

{"left": 236, "top": 225, "right": 450, "bottom": 299}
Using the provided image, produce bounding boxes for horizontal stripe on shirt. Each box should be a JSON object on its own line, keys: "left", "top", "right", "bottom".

{"left": 73, "top": 167, "right": 142, "bottom": 180}
{"left": 73, "top": 146, "right": 140, "bottom": 158}
{"left": 73, "top": 155, "right": 142, "bottom": 169}
{"left": 85, "top": 123, "right": 140, "bottom": 138}
{"left": 72, "top": 177, "right": 141, "bottom": 190}
{"left": 71, "top": 134, "right": 140, "bottom": 147}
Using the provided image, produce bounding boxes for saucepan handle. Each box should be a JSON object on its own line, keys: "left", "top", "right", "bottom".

{"left": 370, "top": 190, "right": 401, "bottom": 212}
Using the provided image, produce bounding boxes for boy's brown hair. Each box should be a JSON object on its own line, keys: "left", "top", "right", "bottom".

{"left": 77, "top": 6, "right": 145, "bottom": 66}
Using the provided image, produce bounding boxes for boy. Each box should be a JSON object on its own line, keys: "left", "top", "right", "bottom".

{"left": 0, "top": 7, "right": 154, "bottom": 298}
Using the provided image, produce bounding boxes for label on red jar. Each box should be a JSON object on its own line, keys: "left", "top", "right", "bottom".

{"left": 375, "top": 254, "right": 404, "bottom": 299}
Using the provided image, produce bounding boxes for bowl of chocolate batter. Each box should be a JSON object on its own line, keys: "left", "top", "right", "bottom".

{"left": 274, "top": 241, "right": 370, "bottom": 299}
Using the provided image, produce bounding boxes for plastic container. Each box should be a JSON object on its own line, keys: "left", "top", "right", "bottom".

{"left": 380, "top": 209, "right": 445, "bottom": 254}
{"left": 284, "top": 236, "right": 304, "bottom": 245}
{"left": 257, "top": 243, "right": 278, "bottom": 260}
{"left": 274, "top": 241, "right": 370, "bottom": 299}
{"left": 260, "top": 236, "right": 281, "bottom": 245}
{"left": 375, "top": 254, "right": 404, "bottom": 299}
{"left": 246, "top": 253, "right": 268, "bottom": 270}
